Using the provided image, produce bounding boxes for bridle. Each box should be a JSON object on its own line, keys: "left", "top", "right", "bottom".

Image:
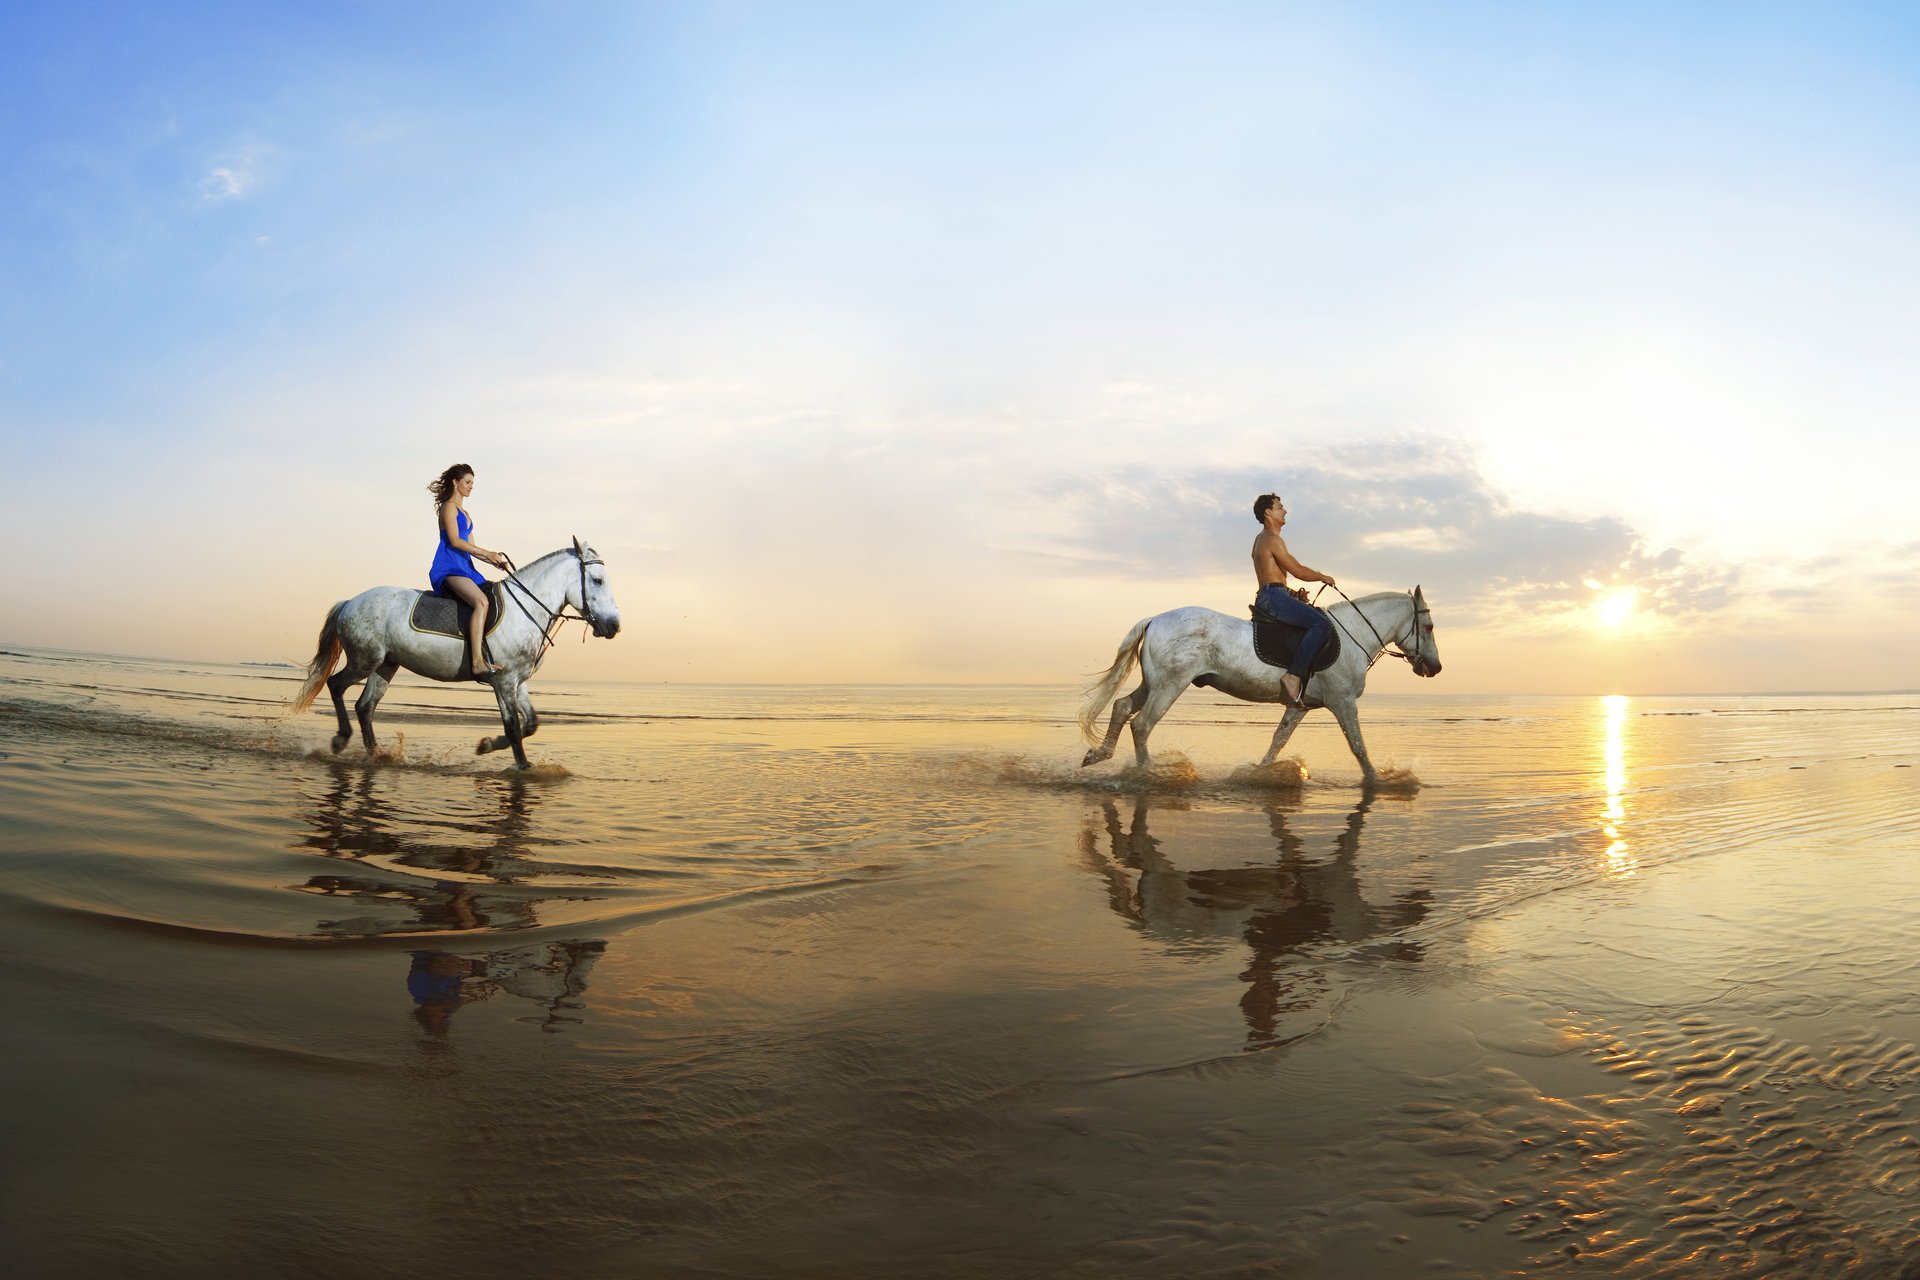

{"left": 1314, "top": 585, "right": 1431, "bottom": 673}
{"left": 498, "top": 550, "right": 604, "bottom": 655}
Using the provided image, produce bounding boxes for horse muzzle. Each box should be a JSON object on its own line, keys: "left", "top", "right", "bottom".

{"left": 1412, "top": 657, "right": 1441, "bottom": 678}
{"left": 592, "top": 613, "right": 621, "bottom": 639}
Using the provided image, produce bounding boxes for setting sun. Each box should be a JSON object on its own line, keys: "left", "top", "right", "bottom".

{"left": 1595, "top": 586, "right": 1640, "bottom": 629}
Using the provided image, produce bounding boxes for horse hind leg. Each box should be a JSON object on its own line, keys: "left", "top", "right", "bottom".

{"left": 1127, "top": 680, "right": 1189, "bottom": 768}
{"left": 1083, "top": 681, "right": 1146, "bottom": 767}
{"left": 355, "top": 661, "right": 399, "bottom": 756}
{"left": 326, "top": 662, "right": 375, "bottom": 754}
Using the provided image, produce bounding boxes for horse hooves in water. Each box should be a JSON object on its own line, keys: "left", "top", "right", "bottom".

{"left": 330, "top": 733, "right": 351, "bottom": 754}
{"left": 1081, "top": 746, "right": 1112, "bottom": 768}
{"left": 476, "top": 736, "right": 496, "bottom": 756}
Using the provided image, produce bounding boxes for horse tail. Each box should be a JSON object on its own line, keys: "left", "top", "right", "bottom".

{"left": 290, "top": 601, "right": 346, "bottom": 713}
{"left": 1077, "top": 617, "right": 1151, "bottom": 744}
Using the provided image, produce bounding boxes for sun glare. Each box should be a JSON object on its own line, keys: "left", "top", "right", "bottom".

{"left": 1594, "top": 586, "right": 1639, "bottom": 629}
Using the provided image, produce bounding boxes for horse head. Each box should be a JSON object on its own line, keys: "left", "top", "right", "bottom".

{"left": 572, "top": 535, "right": 622, "bottom": 639}
{"left": 1407, "top": 585, "right": 1441, "bottom": 678}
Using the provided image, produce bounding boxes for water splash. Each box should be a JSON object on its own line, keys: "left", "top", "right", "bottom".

{"left": 1228, "top": 757, "right": 1310, "bottom": 791}
{"left": 1114, "top": 753, "right": 1202, "bottom": 793}
{"left": 514, "top": 761, "right": 574, "bottom": 781}
{"left": 1373, "top": 765, "right": 1422, "bottom": 794}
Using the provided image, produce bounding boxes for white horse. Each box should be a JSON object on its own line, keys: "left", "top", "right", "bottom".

{"left": 1078, "top": 587, "right": 1441, "bottom": 782}
{"left": 292, "top": 538, "right": 621, "bottom": 770}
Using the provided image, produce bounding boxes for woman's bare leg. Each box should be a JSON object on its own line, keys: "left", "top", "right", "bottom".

{"left": 442, "top": 577, "right": 503, "bottom": 675}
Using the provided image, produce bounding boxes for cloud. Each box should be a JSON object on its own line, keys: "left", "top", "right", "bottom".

{"left": 1020, "top": 437, "right": 1746, "bottom": 628}
{"left": 198, "top": 144, "right": 273, "bottom": 204}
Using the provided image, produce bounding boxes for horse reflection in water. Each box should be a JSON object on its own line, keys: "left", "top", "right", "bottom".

{"left": 293, "top": 763, "right": 610, "bottom": 1037}
{"left": 295, "top": 763, "right": 605, "bottom": 937}
{"left": 407, "top": 941, "right": 606, "bottom": 1037}
{"left": 1080, "top": 795, "right": 1432, "bottom": 1045}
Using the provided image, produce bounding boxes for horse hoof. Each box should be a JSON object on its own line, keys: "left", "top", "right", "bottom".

{"left": 476, "top": 736, "right": 494, "bottom": 755}
{"left": 330, "top": 734, "right": 350, "bottom": 754}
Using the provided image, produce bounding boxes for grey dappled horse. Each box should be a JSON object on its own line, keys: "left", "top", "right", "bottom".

{"left": 1078, "top": 588, "right": 1441, "bottom": 783}
{"left": 293, "top": 539, "right": 620, "bottom": 769}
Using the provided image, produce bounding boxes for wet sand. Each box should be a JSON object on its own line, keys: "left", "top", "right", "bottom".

{"left": 2, "top": 646, "right": 1919, "bottom": 1277}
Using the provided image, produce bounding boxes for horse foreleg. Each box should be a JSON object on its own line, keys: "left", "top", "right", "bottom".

{"left": 1325, "top": 696, "right": 1378, "bottom": 784}
{"left": 1260, "top": 704, "right": 1309, "bottom": 765}
{"left": 475, "top": 687, "right": 536, "bottom": 759}
{"left": 484, "top": 679, "right": 531, "bottom": 770}
{"left": 1082, "top": 681, "right": 1146, "bottom": 767}
{"left": 355, "top": 661, "right": 398, "bottom": 754}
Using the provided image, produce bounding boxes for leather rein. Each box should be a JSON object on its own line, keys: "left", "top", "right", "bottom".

{"left": 497, "top": 551, "right": 602, "bottom": 655}
{"left": 1313, "top": 585, "right": 1427, "bottom": 672}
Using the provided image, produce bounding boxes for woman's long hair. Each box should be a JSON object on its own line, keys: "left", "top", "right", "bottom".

{"left": 428, "top": 463, "right": 472, "bottom": 507}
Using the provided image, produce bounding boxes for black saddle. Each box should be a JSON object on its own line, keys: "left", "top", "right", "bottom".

{"left": 1249, "top": 604, "right": 1341, "bottom": 673}
{"left": 409, "top": 582, "right": 508, "bottom": 640}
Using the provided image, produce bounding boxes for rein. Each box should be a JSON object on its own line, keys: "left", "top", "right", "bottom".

{"left": 1313, "top": 584, "right": 1417, "bottom": 671}
{"left": 498, "top": 551, "right": 601, "bottom": 655}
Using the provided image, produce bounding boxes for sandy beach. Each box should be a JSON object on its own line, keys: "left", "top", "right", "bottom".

{"left": 3, "top": 645, "right": 1919, "bottom": 1278}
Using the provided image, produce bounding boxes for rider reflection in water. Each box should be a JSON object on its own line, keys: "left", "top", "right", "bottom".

{"left": 408, "top": 950, "right": 487, "bottom": 1037}
{"left": 406, "top": 941, "right": 609, "bottom": 1038}
{"left": 1251, "top": 493, "right": 1339, "bottom": 708}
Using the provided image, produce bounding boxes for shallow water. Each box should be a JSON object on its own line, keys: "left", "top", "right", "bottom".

{"left": 3, "top": 645, "right": 1919, "bottom": 1277}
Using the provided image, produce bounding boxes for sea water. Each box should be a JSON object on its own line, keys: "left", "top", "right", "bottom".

{"left": 3, "top": 644, "right": 1918, "bottom": 1277}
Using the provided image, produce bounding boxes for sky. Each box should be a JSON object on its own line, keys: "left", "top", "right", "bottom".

{"left": 4, "top": 1, "right": 1917, "bottom": 692}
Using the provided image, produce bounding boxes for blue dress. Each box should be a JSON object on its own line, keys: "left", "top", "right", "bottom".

{"left": 429, "top": 507, "right": 489, "bottom": 597}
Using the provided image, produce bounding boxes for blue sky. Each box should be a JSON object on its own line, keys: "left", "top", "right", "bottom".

{"left": 5, "top": 2, "right": 1918, "bottom": 689}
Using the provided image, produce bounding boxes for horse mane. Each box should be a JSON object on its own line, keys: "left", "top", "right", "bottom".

{"left": 1326, "top": 591, "right": 1411, "bottom": 648}
{"left": 517, "top": 545, "right": 578, "bottom": 575}
{"left": 1331, "top": 590, "right": 1407, "bottom": 611}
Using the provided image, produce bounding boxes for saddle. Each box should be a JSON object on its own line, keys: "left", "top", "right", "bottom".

{"left": 409, "top": 582, "right": 508, "bottom": 640}
{"left": 1249, "top": 601, "right": 1341, "bottom": 673}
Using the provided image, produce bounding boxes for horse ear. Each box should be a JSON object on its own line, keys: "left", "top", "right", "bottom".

{"left": 1414, "top": 583, "right": 1425, "bottom": 603}
{"left": 572, "top": 535, "right": 585, "bottom": 558}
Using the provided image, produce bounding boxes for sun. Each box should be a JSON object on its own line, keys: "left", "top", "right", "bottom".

{"left": 1594, "top": 586, "right": 1639, "bottom": 629}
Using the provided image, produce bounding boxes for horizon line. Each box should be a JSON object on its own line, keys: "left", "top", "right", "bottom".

{"left": 2, "top": 641, "right": 1916, "bottom": 700}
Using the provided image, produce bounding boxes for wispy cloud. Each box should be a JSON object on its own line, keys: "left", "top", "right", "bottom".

{"left": 198, "top": 143, "right": 272, "bottom": 204}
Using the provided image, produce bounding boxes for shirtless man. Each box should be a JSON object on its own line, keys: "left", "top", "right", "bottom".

{"left": 1251, "top": 492, "right": 1338, "bottom": 707}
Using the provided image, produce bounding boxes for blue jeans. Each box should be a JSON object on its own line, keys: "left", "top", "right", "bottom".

{"left": 1255, "top": 584, "right": 1333, "bottom": 678}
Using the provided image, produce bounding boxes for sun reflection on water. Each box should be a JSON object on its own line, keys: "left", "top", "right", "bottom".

{"left": 1600, "top": 695, "right": 1637, "bottom": 878}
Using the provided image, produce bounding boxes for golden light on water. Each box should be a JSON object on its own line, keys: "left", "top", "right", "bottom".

{"left": 1600, "top": 694, "right": 1637, "bottom": 878}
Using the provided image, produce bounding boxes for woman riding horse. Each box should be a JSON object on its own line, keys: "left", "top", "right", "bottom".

{"left": 427, "top": 463, "right": 511, "bottom": 679}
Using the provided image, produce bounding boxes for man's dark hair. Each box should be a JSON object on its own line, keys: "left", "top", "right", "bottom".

{"left": 1253, "top": 493, "right": 1281, "bottom": 524}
